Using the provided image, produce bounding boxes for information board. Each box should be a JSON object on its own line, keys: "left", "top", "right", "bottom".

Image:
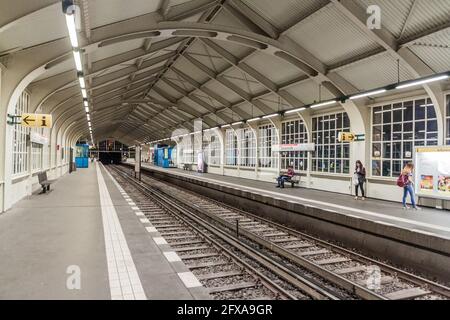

{"left": 415, "top": 146, "right": 450, "bottom": 200}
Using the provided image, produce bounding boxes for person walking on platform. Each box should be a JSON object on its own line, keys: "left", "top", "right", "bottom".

{"left": 398, "top": 163, "right": 420, "bottom": 210}
{"left": 353, "top": 160, "right": 366, "bottom": 200}
{"left": 276, "top": 165, "right": 295, "bottom": 188}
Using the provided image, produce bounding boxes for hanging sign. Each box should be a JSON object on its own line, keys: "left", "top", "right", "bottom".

{"left": 21, "top": 113, "right": 53, "bottom": 128}
{"left": 272, "top": 143, "right": 315, "bottom": 152}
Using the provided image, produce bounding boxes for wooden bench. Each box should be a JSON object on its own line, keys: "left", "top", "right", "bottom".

{"left": 182, "top": 163, "right": 192, "bottom": 171}
{"left": 38, "top": 171, "right": 54, "bottom": 193}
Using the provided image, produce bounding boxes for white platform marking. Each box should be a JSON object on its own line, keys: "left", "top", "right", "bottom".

{"left": 128, "top": 202, "right": 136, "bottom": 206}
{"left": 146, "top": 226, "right": 157, "bottom": 233}
{"left": 177, "top": 272, "right": 202, "bottom": 288}
{"left": 131, "top": 206, "right": 139, "bottom": 211}
{"left": 96, "top": 163, "right": 147, "bottom": 300}
{"left": 140, "top": 218, "right": 150, "bottom": 224}
{"left": 163, "top": 251, "right": 181, "bottom": 262}
{"left": 153, "top": 237, "right": 167, "bottom": 245}
{"left": 149, "top": 166, "right": 450, "bottom": 235}
{"left": 135, "top": 211, "right": 144, "bottom": 216}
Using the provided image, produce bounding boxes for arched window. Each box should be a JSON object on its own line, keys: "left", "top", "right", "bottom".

{"left": 12, "top": 91, "right": 30, "bottom": 176}
{"left": 281, "top": 119, "right": 308, "bottom": 171}
{"left": 258, "top": 124, "right": 278, "bottom": 169}
{"left": 312, "top": 112, "right": 351, "bottom": 174}
{"left": 371, "top": 98, "right": 438, "bottom": 177}
{"left": 225, "top": 129, "right": 238, "bottom": 166}
{"left": 238, "top": 128, "right": 256, "bottom": 167}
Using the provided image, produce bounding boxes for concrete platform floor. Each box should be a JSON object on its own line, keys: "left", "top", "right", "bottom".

{"left": 141, "top": 164, "right": 450, "bottom": 240}
{"left": 0, "top": 162, "right": 209, "bottom": 300}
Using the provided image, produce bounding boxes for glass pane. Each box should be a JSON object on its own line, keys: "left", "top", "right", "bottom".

{"left": 372, "top": 160, "right": 381, "bottom": 176}
{"left": 427, "top": 105, "right": 436, "bottom": 119}
{"left": 383, "top": 110, "right": 391, "bottom": 123}
{"left": 383, "top": 124, "right": 391, "bottom": 141}
{"left": 343, "top": 113, "right": 350, "bottom": 128}
{"left": 393, "top": 142, "right": 401, "bottom": 159}
{"left": 372, "top": 126, "right": 382, "bottom": 141}
{"left": 415, "top": 99, "right": 426, "bottom": 120}
{"left": 404, "top": 101, "right": 413, "bottom": 121}
{"left": 343, "top": 160, "right": 350, "bottom": 174}
{"left": 427, "top": 120, "right": 437, "bottom": 132}
{"left": 392, "top": 160, "right": 402, "bottom": 177}
{"left": 447, "top": 119, "right": 450, "bottom": 138}
{"left": 373, "top": 107, "right": 382, "bottom": 124}
{"left": 415, "top": 121, "right": 425, "bottom": 139}
{"left": 343, "top": 144, "right": 350, "bottom": 158}
{"left": 336, "top": 160, "right": 342, "bottom": 173}
{"left": 403, "top": 122, "right": 413, "bottom": 132}
{"left": 393, "top": 103, "right": 403, "bottom": 122}
{"left": 383, "top": 142, "right": 391, "bottom": 158}
{"left": 336, "top": 113, "right": 342, "bottom": 129}
{"left": 427, "top": 140, "right": 438, "bottom": 146}
{"left": 403, "top": 142, "right": 413, "bottom": 158}
{"left": 373, "top": 143, "right": 381, "bottom": 158}
{"left": 382, "top": 160, "right": 391, "bottom": 177}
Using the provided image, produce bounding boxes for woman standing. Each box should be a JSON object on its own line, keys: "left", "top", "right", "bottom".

{"left": 354, "top": 160, "right": 366, "bottom": 200}
{"left": 400, "top": 163, "right": 420, "bottom": 210}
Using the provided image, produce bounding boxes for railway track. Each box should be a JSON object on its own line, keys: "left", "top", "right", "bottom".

{"left": 112, "top": 164, "right": 450, "bottom": 300}
{"left": 108, "top": 165, "right": 342, "bottom": 300}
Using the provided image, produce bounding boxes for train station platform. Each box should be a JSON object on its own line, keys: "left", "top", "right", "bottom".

{"left": 0, "top": 162, "right": 209, "bottom": 300}
{"left": 135, "top": 163, "right": 450, "bottom": 281}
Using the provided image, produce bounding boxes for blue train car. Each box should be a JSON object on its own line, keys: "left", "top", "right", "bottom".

{"left": 75, "top": 144, "right": 89, "bottom": 168}
{"left": 153, "top": 145, "right": 173, "bottom": 168}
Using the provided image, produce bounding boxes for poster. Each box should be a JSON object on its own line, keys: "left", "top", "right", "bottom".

{"left": 415, "top": 146, "right": 450, "bottom": 200}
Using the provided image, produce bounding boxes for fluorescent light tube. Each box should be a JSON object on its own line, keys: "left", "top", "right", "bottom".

{"left": 73, "top": 51, "right": 82, "bottom": 71}
{"left": 247, "top": 117, "right": 261, "bottom": 122}
{"left": 285, "top": 107, "right": 306, "bottom": 114}
{"left": 232, "top": 121, "right": 243, "bottom": 125}
{"left": 85, "top": 106, "right": 89, "bottom": 113}
{"left": 310, "top": 100, "right": 337, "bottom": 108}
{"left": 396, "top": 75, "right": 449, "bottom": 89}
{"left": 65, "top": 14, "right": 78, "bottom": 48}
{"left": 349, "top": 89, "right": 386, "bottom": 100}
{"left": 83, "top": 100, "right": 88, "bottom": 107}
{"left": 81, "top": 89, "right": 87, "bottom": 98}
{"left": 87, "top": 114, "right": 90, "bottom": 121}
{"left": 78, "top": 76, "right": 85, "bottom": 89}
{"left": 262, "top": 113, "right": 278, "bottom": 119}
{"left": 221, "top": 124, "right": 231, "bottom": 128}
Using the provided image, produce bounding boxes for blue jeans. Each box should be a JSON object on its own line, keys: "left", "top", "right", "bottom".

{"left": 402, "top": 184, "right": 416, "bottom": 208}
{"left": 277, "top": 176, "right": 289, "bottom": 187}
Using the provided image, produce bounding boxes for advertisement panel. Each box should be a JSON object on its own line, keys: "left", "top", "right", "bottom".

{"left": 415, "top": 146, "right": 450, "bottom": 200}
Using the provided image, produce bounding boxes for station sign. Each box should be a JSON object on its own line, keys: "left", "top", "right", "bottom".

{"left": 272, "top": 143, "right": 315, "bottom": 152}
{"left": 21, "top": 113, "right": 53, "bottom": 128}
{"left": 338, "top": 132, "right": 365, "bottom": 142}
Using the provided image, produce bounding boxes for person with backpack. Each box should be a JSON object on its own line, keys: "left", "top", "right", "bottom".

{"left": 397, "top": 163, "right": 420, "bottom": 210}
{"left": 353, "top": 160, "right": 366, "bottom": 200}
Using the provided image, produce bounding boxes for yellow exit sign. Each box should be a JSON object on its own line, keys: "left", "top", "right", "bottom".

{"left": 21, "top": 113, "right": 53, "bottom": 128}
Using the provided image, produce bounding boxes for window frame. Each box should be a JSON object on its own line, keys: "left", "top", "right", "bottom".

{"left": 281, "top": 118, "right": 308, "bottom": 172}
{"left": 311, "top": 111, "right": 351, "bottom": 175}
{"left": 370, "top": 96, "right": 439, "bottom": 178}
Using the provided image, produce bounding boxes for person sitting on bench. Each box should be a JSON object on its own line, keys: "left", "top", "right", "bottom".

{"left": 276, "top": 166, "right": 295, "bottom": 188}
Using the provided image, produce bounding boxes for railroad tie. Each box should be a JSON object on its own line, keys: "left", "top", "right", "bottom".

{"left": 385, "top": 287, "right": 431, "bottom": 300}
